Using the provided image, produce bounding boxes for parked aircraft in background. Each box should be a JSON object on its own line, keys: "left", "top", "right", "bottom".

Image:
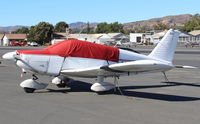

{"left": 185, "top": 41, "right": 200, "bottom": 47}
{"left": 2, "top": 29, "right": 195, "bottom": 93}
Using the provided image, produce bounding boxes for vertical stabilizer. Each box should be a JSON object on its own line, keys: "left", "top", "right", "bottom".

{"left": 148, "top": 29, "right": 180, "bottom": 63}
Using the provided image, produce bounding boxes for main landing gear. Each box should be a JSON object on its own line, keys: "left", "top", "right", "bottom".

{"left": 91, "top": 76, "right": 115, "bottom": 93}
{"left": 20, "top": 74, "right": 48, "bottom": 93}
{"left": 162, "top": 71, "right": 169, "bottom": 82}
{"left": 91, "top": 75, "right": 123, "bottom": 94}
{"left": 51, "top": 75, "right": 73, "bottom": 88}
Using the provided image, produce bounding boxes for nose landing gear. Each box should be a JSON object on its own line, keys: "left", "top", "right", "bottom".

{"left": 20, "top": 75, "right": 48, "bottom": 93}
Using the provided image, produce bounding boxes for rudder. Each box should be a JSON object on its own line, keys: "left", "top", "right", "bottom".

{"left": 148, "top": 29, "right": 180, "bottom": 63}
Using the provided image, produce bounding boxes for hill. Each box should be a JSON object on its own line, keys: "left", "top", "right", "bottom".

{"left": 0, "top": 22, "right": 98, "bottom": 33}
{"left": 123, "top": 14, "right": 193, "bottom": 31}
{"left": 69, "top": 22, "right": 98, "bottom": 32}
{"left": 0, "top": 25, "right": 26, "bottom": 32}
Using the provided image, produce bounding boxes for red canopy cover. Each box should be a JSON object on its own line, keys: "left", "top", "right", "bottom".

{"left": 17, "top": 39, "right": 119, "bottom": 62}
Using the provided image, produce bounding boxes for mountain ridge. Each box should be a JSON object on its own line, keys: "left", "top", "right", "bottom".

{"left": 123, "top": 14, "right": 193, "bottom": 30}
{"left": 0, "top": 14, "right": 194, "bottom": 32}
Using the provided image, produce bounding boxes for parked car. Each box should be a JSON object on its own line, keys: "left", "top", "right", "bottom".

{"left": 27, "top": 42, "right": 38, "bottom": 46}
{"left": 11, "top": 41, "right": 27, "bottom": 46}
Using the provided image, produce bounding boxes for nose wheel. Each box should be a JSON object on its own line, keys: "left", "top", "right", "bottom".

{"left": 20, "top": 75, "right": 48, "bottom": 93}
{"left": 22, "top": 75, "right": 38, "bottom": 93}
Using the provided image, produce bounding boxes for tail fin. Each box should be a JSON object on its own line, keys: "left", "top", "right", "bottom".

{"left": 148, "top": 29, "right": 180, "bottom": 63}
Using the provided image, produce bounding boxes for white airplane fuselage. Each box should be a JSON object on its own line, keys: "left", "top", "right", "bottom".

{"left": 15, "top": 48, "right": 172, "bottom": 78}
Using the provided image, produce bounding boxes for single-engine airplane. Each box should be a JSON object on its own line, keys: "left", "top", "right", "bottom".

{"left": 2, "top": 29, "right": 195, "bottom": 93}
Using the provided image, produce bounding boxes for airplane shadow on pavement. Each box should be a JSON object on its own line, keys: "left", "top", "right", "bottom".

{"left": 117, "top": 81, "right": 200, "bottom": 101}
{"left": 45, "top": 81, "right": 200, "bottom": 102}
{"left": 46, "top": 81, "right": 92, "bottom": 93}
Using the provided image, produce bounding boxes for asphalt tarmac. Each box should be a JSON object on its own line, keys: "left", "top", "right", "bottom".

{"left": 0, "top": 46, "right": 200, "bottom": 124}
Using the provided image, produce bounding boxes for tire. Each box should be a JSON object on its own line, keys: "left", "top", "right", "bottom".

{"left": 24, "top": 87, "right": 35, "bottom": 93}
{"left": 56, "top": 83, "right": 66, "bottom": 88}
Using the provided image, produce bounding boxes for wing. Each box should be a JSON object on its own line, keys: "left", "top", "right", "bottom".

{"left": 60, "top": 60, "right": 171, "bottom": 78}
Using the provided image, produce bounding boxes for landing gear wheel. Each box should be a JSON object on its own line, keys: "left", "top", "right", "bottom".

{"left": 24, "top": 87, "right": 35, "bottom": 93}
{"left": 56, "top": 83, "right": 66, "bottom": 88}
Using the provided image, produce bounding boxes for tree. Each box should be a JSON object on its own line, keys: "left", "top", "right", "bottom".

{"left": 12, "top": 27, "right": 29, "bottom": 34}
{"left": 96, "top": 22, "right": 124, "bottom": 33}
{"left": 96, "top": 22, "right": 109, "bottom": 33}
{"left": 86, "top": 22, "right": 90, "bottom": 33}
{"left": 27, "top": 22, "right": 54, "bottom": 45}
{"left": 109, "top": 22, "right": 124, "bottom": 33}
{"left": 27, "top": 26, "right": 35, "bottom": 42}
{"left": 54, "top": 21, "right": 68, "bottom": 32}
{"left": 0, "top": 31, "right": 8, "bottom": 34}
{"left": 179, "top": 14, "right": 200, "bottom": 32}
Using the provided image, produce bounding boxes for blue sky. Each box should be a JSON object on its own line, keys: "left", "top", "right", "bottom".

{"left": 0, "top": 0, "right": 200, "bottom": 26}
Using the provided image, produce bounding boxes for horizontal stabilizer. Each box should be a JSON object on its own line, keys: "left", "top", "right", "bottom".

{"left": 175, "top": 65, "right": 198, "bottom": 69}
